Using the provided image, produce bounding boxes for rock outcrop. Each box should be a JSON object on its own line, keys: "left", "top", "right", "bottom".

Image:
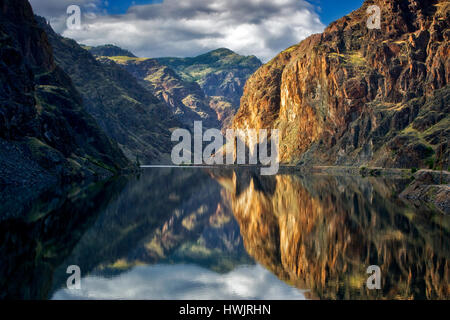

{"left": 400, "top": 169, "right": 450, "bottom": 213}
{"left": 233, "top": 0, "right": 449, "bottom": 168}
{"left": 0, "top": 0, "right": 130, "bottom": 191}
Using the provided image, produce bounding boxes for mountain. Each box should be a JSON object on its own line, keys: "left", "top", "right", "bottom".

{"left": 37, "top": 19, "right": 180, "bottom": 164}
{"left": 82, "top": 44, "right": 136, "bottom": 58}
{"left": 157, "top": 48, "right": 262, "bottom": 107}
{"left": 106, "top": 56, "right": 220, "bottom": 129}
{"left": 233, "top": 0, "right": 449, "bottom": 169}
{"left": 89, "top": 48, "right": 262, "bottom": 130}
{"left": 0, "top": 0, "right": 130, "bottom": 191}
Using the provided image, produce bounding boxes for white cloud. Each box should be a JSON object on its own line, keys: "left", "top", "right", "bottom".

{"left": 30, "top": 0, "right": 325, "bottom": 62}
{"left": 52, "top": 264, "right": 308, "bottom": 300}
{"left": 30, "top": 0, "right": 105, "bottom": 35}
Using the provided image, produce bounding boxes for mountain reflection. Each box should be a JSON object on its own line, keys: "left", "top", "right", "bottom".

{"left": 214, "top": 170, "right": 449, "bottom": 300}
{"left": 0, "top": 168, "right": 448, "bottom": 300}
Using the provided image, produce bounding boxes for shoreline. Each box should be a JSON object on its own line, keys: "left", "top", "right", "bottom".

{"left": 142, "top": 164, "right": 449, "bottom": 178}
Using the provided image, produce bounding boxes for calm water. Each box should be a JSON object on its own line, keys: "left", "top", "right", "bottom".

{"left": 0, "top": 168, "right": 448, "bottom": 300}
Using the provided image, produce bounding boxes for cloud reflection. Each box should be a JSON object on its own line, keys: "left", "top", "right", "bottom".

{"left": 52, "top": 264, "right": 307, "bottom": 300}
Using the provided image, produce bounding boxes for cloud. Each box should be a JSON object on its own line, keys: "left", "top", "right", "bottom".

{"left": 29, "top": 0, "right": 325, "bottom": 62}
{"left": 52, "top": 264, "right": 308, "bottom": 300}
{"left": 29, "top": 0, "right": 105, "bottom": 34}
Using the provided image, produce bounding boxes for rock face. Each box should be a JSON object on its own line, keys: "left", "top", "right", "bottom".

{"left": 0, "top": 0, "right": 130, "bottom": 189}
{"left": 95, "top": 48, "right": 262, "bottom": 130}
{"left": 37, "top": 18, "right": 178, "bottom": 164}
{"left": 233, "top": 0, "right": 449, "bottom": 168}
{"left": 400, "top": 170, "right": 450, "bottom": 214}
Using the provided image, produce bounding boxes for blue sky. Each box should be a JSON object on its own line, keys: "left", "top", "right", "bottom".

{"left": 30, "top": 0, "right": 365, "bottom": 61}
{"left": 103, "top": 0, "right": 161, "bottom": 14}
{"left": 102, "top": 0, "right": 363, "bottom": 25}
{"left": 308, "top": 0, "right": 363, "bottom": 25}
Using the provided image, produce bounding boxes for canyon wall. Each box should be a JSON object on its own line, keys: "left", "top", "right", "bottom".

{"left": 0, "top": 0, "right": 130, "bottom": 191}
{"left": 233, "top": 0, "right": 449, "bottom": 168}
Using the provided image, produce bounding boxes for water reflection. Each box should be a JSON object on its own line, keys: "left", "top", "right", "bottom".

{"left": 0, "top": 177, "right": 128, "bottom": 300}
{"left": 53, "top": 264, "right": 307, "bottom": 300}
{"left": 214, "top": 170, "right": 449, "bottom": 300}
{"left": 0, "top": 168, "right": 448, "bottom": 300}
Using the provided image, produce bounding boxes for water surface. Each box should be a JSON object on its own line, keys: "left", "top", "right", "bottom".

{"left": 0, "top": 168, "right": 448, "bottom": 300}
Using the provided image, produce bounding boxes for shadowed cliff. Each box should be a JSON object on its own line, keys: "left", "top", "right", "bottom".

{"left": 0, "top": 0, "right": 131, "bottom": 195}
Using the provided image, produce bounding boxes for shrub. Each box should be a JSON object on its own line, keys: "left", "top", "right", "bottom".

{"left": 425, "top": 157, "right": 435, "bottom": 170}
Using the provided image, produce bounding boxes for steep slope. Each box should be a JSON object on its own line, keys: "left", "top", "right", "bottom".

{"left": 37, "top": 19, "right": 179, "bottom": 163}
{"left": 92, "top": 48, "right": 262, "bottom": 130}
{"left": 157, "top": 48, "right": 262, "bottom": 107}
{"left": 233, "top": 0, "right": 449, "bottom": 169}
{"left": 107, "top": 56, "right": 220, "bottom": 129}
{"left": 0, "top": 0, "right": 130, "bottom": 191}
{"left": 82, "top": 44, "right": 136, "bottom": 58}
{"left": 158, "top": 49, "right": 262, "bottom": 129}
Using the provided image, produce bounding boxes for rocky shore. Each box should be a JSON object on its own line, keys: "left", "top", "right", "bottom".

{"left": 400, "top": 170, "right": 450, "bottom": 214}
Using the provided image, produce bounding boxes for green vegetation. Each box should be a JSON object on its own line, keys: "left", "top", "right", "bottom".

{"left": 106, "top": 56, "right": 149, "bottom": 64}
{"left": 425, "top": 157, "right": 436, "bottom": 170}
{"left": 328, "top": 51, "right": 367, "bottom": 69}
{"left": 156, "top": 48, "right": 261, "bottom": 84}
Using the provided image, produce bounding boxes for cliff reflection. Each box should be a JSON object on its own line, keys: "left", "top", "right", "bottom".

{"left": 214, "top": 170, "right": 449, "bottom": 300}
{"left": 1, "top": 168, "right": 448, "bottom": 300}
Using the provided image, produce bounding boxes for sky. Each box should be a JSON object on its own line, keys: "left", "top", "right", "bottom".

{"left": 29, "top": 0, "right": 363, "bottom": 62}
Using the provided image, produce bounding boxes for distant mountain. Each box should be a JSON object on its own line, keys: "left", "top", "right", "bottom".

{"left": 38, "top": 19, "right": 180, "bottom": 164}
{"left": 0, "top": 0, "right": 130, "bottom": 191}
{"left": 105, "top": 56, "right": 220, "bottom": 129}
{"left": 83, "top": 44, "right": 136, "bottom": 58}
{"left": 92, "top": 49, "right": 262, "bottom": 130}
{"left": 233, "top": 0, "right": 449, "bottom": 169}
{"left": 157, "top": 48, "right": 262, "bottom": 107}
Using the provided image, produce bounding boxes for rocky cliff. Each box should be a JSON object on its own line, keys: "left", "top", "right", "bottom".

{"left": 0, "top": 0, "right": 130, "bottom": 191}
{"left": 233, "top": 0, "right": 449, "bottom": 169}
